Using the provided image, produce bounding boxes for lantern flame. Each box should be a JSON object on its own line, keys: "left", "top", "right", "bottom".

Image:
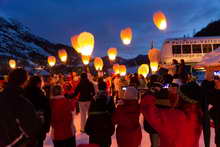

{"left": 153, "top": 11, "right": 167, "bottom": 30}
{"left": 138, "top": 64, "right": 149, "bottom": 78}
{"left": 81, "top": 55, "right": 90, "bottom": 65}
{"left": 120, "top": 27, "right": 132, "bottom": 45}
{"left": 119, "top": 65, "right": 126, "bottom": 76}
{"left": 150, "top": 62, "right": 159, "bottom": 73}
{"left": 58, "top": 49, "right": 68, "bottom": 63}
{"left": 78, "top": 32, "right": 94, "bottom": 56}
{"left": 94, "top": 57, "right": 103, "bottom": 71}
{"left": 9, "top": 59, "right": 16, "bottom": 69}
{"left": 108, "top": 48, "right": 118, "bottom": 61}
{"left": 48, "top": 56, "right": 56, "bottom": 67}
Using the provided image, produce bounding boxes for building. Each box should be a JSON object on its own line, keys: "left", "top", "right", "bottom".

{"left": 160, "top": 36, "right": 220, "bottom": 65}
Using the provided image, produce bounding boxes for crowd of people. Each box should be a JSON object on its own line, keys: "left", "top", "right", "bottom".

{"left": 0, "top": 59, "right": 220, "bottom": 147}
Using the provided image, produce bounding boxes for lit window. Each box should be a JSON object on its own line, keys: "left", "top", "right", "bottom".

{"left": 192, "top": 44, "right": 202, "bottom": 53}
{"left": 203, "top": 44, "right": 212, "bottom": 53}
{"left": 172, "top": 45, "right": 181, "bottom": 54}
{"left": 213, "top": 44, "right": 220, "bottom": 50}
{"left": 182, "top": 45, "right": 191, "bottom": 54}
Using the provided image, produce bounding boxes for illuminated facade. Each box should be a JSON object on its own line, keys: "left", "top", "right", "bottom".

{"left": 161, "top": 36, "right": 220, "bottom": 64}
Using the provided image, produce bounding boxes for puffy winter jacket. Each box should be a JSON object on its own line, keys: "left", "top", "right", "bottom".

{"left": 0, "top": 85, "right": 41, "bottom": 146}
{"left": 141, "top": 94, "right": 202, "bottom": 147}
{"left": 113, "top": 100, "right": 142, "bottom": 147}
{"left": 50, "top": 95, "right": 75, "bottom": 140}
{"left": 85, "top": 91, "right": 115, "bottom": 136}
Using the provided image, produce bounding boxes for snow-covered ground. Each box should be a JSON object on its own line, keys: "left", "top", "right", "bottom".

{"left": 44, "top": 113, "right": 216, "bottom": 147}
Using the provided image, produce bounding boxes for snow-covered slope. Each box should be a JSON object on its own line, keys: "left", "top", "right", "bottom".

{"left": 0, "top": 16, "right": 80, "bottom": 72}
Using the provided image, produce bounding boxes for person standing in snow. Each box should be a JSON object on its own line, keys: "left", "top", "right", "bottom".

{"left": 141, "top": 82, "right": 203, "bottom": 147}
{"left": 85, "top": 79, "right": 115, "bottom": 147}
{"left": 50, "top": 85, "right": 76, "bottom": 147}
{"left": 113, "top": 80, "right": 142, "bottom": 147}
{"left": 65, "top": 73, "right": 95, "bottom": 133}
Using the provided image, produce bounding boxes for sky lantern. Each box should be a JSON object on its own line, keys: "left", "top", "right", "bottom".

{"left": 148, "top": 48, "right": 160, "bottom": 73}
{"left": 138, "top": 64, "right": 149, "bottom": 78}
{"left": 94, "top": 57, "right": 103, "bottom": 71}
{"left": 113, "top": 64, "right": 120, "bottom": 74}
{"left": 9, "top": 59, "right": 16, "bottom": 69}
{"left": 119, "top": 65, "right": 126, "bottom": 76}
{"left": 78, "top": 32, "right": 95, "bottom": 56}
{"left": 150, "top": 62, "right": 159, "bottom": 73}
{"left": 120, "top": 27, "right": 132, "bottom": 45}
{"left": 58, "top": 49, "right": 68, "bottom": 63}
{"left": 153, "top": 11, "right": 167, "bottom": 30}
{"left": 81, "top": 55, "right": 90, "bottom": 65}
{"left": 71, "top": 35, "right": 81, "bottom": 53}
{"left": 108, "top": 48, "right": 118, "bottom": 61}
{"left": 48, "top": 56, "right": 56, "bottom": 67}
{"left": 148, "top": 48, "right": 161, "bottom": 62}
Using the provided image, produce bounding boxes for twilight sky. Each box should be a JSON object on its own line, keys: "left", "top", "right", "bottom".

{"left": 0, "top": 0, "right": 220, "bottom": 58}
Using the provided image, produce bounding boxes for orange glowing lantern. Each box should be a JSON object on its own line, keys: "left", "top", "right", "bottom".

{"left": 108, "top": 48, "right": 117, "bottom": 61}
{"left": 81, "top": 55, "right": 90, "bottom": 65}
{"left": 71, "top": 35, "right": 81, "bottom": 53}
{"left": 94, "top": 57, "right": 103, "bottom": 71}
{"left": 58, "top": 49, "right": 68, "bottom": 63}
{"left": 138, "top": 64, "right": 149, "bottom": 78}
{"left": 120, "top": 27, "right": 132, "bottom": 45}
{"left": 119, "top": 65, "right": 126, "bottom": 76}
{"left": 148, "top": 48, "right": 160, "bottom": 63}
{"left": 148, "top": 48, "right": 160, "bottom": 73}
{"left": 150, "top": 62, "right": 159, "bottom": 73}
{"left": 48, "top": 56, "right": 56, "bottom": 67}
{"left": 153, "top": 11, "right": 167, "bottom": 30}
{"left": 9, "top": 59, "right": 16, "bottom": 69}
{"left": 78, "top": 32, "right": 94, "bottom": 56}
{"left": 113, "top": 64, "right": 120, "bottom": 74}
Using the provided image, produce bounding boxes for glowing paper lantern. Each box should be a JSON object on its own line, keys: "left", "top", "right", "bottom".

{"left": 78, "top": 32, "right": 94, "bottom": 56}
{"left": 153, "top": 11, "right": 167, "bottom": 30}
{"left": 150, "top": 62, "right": 159, "bottom": 73}
{"left": 138, "top": 64, "right": 149, "bottom": 78}
{"left": 120, "top": 27, "right": 132, "bottom": 45}
{"left": 58, "top": 49, "right": 68, "bottom": 63}
{"left": 148, "top": 48, "right": 161, "bottom": 63}
{"left": 94, "top": 57, "right": 103, "bottom": 71}
{"left": 9, "top": 59, "right": 16, "bottom": 69}
{"left": 113, "top": 64, "right": 120, "bottom": 74}
{"left": 108, "top": 48, "right": 117, "bottom": 61}
{"left": 71, "top": 35, "right": 81, "bottom": 53}
{"left": 119, "top": 65, "right": 126, "bottom": 76}
{"left": 81, "top": 55, "right": 90, "bottom": 65}
{"left": 48, "top": 56, "right": 56, "bottom": 67}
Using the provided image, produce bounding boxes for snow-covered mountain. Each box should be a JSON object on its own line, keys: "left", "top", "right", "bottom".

{"left": 0, "top": 16, "right": 148, "bottom": 74}
{"left": 0, "top": 16, "right": 80, "bottom": 73}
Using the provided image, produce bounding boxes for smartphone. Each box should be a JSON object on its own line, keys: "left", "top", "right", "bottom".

{"left": 122, "top": 86, "right": 127, "bottom": 91}
{"left": 163, "top": 83, "right": 170, "bottom": 89}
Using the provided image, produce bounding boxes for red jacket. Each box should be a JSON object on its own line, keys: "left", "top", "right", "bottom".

{"left": 50, "top": 95, "right": 75, "bottom": 140}
{"left": 141, "top": 95, "right": 202, "bottom": 147}
{"left": 113, "top": 100, "right": 142, "bottom": 147}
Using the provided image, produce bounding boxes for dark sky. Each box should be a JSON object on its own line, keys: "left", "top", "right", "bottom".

{"left": 0, "top": 0, "right": 220, "bottom": 58}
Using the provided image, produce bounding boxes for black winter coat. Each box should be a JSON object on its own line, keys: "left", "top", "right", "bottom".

{"left": 85, "top": 91, "right": 115, "bottom": 136}
{"left": 0, "top": 85, "right": 41, "bottom": 146}
{"left": 71, "top": 79, "right": 95, "bottom": 101}
{"left": 24, "top": 86, "right": 51, "bottom": 138}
